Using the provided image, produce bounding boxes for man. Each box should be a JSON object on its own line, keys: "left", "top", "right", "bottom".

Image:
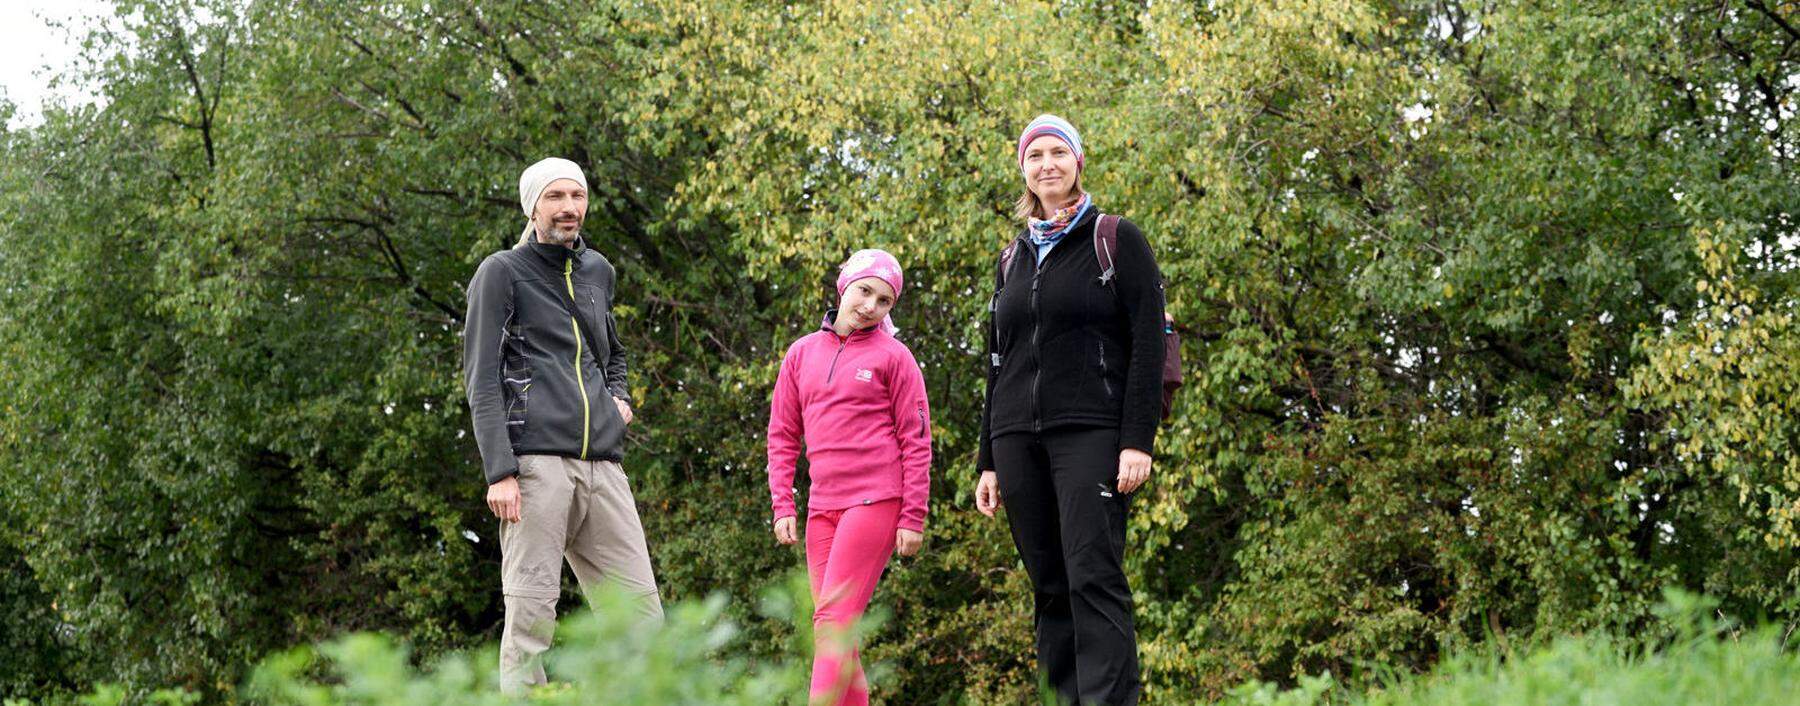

{"left": 463, "top": 157, "right": 662, "bottom": 692}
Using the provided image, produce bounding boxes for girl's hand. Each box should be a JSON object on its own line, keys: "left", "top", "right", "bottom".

{"left": 975, "top": 471, "right": 1002, "bottom": 517}
{"left": 1117, "top": 449, "right": 1152, "bottom": 494}
{"left": 773, "top": 516, "right": 798, "bottom": 545}
{"left": 895, "top": 528, "right": 924, "bottom": 557}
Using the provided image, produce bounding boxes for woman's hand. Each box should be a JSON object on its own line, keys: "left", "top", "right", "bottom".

{"left": 773, "top": 516, "right": 798, "bottom": 545}
{"left": 975, "top": 471, "right": 1002, "bottom": 517}
{"left": 1117, "top": 449, "right": 1152, "bottom": 494}
{"left": 895, "top": 528, "right": 924, "bottom": 557}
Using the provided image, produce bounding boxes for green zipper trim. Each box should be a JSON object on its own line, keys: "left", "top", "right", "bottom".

{"left": 564, "top": 259, "right": 591, "bottom": 459}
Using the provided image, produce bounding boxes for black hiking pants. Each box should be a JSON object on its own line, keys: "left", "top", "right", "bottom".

{"left": 993, "top": 426, "right": 1141, "bottom": 706}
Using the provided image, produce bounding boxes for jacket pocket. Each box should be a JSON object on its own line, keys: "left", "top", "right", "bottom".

{"left": 505, "top": 380, "right": 531, "bottom": 429}
{"left": 1097, "top": 339, "right": 1115, "bottom": 400}
{"left": 502, "top": 327, "right": 532, "bottom": 438}
{"left": 575, "top": 285, "right": 611, "bottom": 387}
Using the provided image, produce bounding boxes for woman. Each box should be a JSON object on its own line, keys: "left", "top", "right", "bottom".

{"left": 974, "top": 114, "right": 1164, "bottom": 706}
{"left": 767, "top": 249, "right": 932, "bottom": 706}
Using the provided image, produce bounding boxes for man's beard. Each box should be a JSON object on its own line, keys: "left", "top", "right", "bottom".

{"left": 535, "top": 220, "right": 582, "bottom": 246}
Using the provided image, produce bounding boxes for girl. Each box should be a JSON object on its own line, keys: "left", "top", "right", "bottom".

{"left": 767, "top": 249, "right": 932, "bottom": 706}
{"left": 974, "top": 114, "right": 1165, "bottom": 706}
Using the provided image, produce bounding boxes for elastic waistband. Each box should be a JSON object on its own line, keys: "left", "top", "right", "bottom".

{"left": 806, "top": 496, "right": 901, "bottom": 519}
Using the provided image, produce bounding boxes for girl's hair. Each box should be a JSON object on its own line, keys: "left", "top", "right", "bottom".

{"left": 1012, "top": 176, "right": 1084, "bottom": 222}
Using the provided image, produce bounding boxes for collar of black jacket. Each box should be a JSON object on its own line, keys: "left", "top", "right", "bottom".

{"left": 524, "top": 235, "right": 589, "bottom": 268}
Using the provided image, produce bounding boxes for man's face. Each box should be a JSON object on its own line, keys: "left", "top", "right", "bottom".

{"left": 532, "top": 179, "right": 587, "bottom": 247}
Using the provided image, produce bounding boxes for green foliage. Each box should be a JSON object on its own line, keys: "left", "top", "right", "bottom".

{"left": 53, "top": 589, "right": 1800, "bottom": 706}
{"left": 0, "top": 546, "right": 77, "bottom": 700}
{"left": 1222, "top": 591, "right": 1800, "bottom": 706}
{"left": 1, "top": 0, "right": 1797, "bottom": 703}
{"left": 244, "top": 582, "right": 812, "bottom": 706}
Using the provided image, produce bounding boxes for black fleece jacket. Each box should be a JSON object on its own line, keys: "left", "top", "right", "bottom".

{"left": 463, "top": 237, "right": 632, "bottom": 484}
{"left": 977, "top": 209, "right": 1166, "bottom": 472}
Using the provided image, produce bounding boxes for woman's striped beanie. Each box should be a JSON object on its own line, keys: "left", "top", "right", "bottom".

{"left": 1016, "top": 114, "right": 1084, "bottom": 168}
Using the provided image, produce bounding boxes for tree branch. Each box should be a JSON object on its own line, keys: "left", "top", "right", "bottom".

{"left": 1745, "top": 0, "right": 1800, "bottom": 45}
{"left": 169, "top": 22, "right": 216, "bottom": 172}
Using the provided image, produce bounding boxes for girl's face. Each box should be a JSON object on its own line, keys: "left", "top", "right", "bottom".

{"left": 835, "top": 277, "right": 897, "bottom": 332}
{"left": 1020, "top": 135, "right": 1080, "bottom": 212}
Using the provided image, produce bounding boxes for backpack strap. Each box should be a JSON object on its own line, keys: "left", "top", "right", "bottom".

{"left": 1094, "top": 213, "right": 1120, "bottom": 287}
{"left": 998, "top": 237, "right": 1022, "bottom": 288}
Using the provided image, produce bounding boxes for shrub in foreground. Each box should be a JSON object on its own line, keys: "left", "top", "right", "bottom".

{"left": 245, "top": 581, "right": 812, "bottom": 706}
{"left": 1223, "top": 591, "right": 1800, "bottom": 706}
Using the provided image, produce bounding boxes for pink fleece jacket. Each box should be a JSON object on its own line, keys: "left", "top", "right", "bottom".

{"left": 767, "top": 322, "right": 933, "bottom": 532}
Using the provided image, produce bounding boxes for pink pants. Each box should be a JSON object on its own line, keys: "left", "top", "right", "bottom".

{"left": 805, "top": 499, "right": 899, "bottom": 706}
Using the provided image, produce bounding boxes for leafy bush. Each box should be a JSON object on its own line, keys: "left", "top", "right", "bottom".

{"left": 1221, "top": 591, "right": 1800, "bottom": 706}
{"left": 244, "top": 580, "right": 813, "bottom": 706}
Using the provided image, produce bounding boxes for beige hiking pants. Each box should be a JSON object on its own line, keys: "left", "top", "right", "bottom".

{"left": 498, "top": 455, "right": 663, "bottom": 693}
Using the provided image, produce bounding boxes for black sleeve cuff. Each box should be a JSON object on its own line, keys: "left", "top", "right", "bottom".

{"left": 1119, "top": 425, "right": 1157, "bottom": 457}
{"left": 485, "top": 467, "right": 520, "bottom": 485}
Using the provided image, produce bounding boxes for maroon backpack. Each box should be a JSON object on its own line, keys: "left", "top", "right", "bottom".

{"left": 998, "top": 214, "right": 1183, "bottom": 421}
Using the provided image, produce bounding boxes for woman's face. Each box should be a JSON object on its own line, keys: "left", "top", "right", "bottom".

{"left": 1020, "top": 135, "right": 1080, "bottom": 211}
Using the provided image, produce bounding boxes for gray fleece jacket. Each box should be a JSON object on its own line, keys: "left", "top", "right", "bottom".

{"left": 463, "top": 237, "right": 631, "bottom": 484}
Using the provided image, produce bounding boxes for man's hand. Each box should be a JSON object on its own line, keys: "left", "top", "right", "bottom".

{"left": 773, "top": 516, "right": 798, "bottom": 545}
{"left": 614, "top": 397, "right": 634, "bottom": 425}
{"left": 975, "top": 471, "right": 1002, "bottom": 517}
{"left": 1117, "top": 448, "right": 1152, "bottom": 494}
{"left": 895, "top": 528, "right": 924, "bottom": 557}
{"left": 487, "top": 476, "right": 522, "bottom": 523}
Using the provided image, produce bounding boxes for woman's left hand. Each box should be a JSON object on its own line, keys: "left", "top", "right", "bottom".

{"left": 895, "top": 528, "right": 924, "bottom": 557}
{"left": 1117, "top": 448, "right": 1152, "bottom": 494}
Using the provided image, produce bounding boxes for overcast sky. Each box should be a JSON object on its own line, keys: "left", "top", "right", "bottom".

{"left": 1, "top": 0, "right": 113, "bottom": 129}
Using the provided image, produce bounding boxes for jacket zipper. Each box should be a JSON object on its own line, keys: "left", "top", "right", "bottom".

{"left": 917, "top": 402, "right": 928, "bottom": 439}
{"left": 564, "top": 259, "right": 591, "bottom": 459}
{"left": 826, "top": 334, "right": 850, "bottom": 383}
{"left": 1030, "top": 255, "right": 1043, "bottom": 433}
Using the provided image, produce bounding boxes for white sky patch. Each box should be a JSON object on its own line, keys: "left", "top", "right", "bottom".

{"left": 1428, "top": 14, "right": 1454, "bottom": 41}
{"left": 1, "top": 0, "right": 114, "bottom": 129}
{"left": 1401, "top": 101, "right": 1434, "bottom": 140}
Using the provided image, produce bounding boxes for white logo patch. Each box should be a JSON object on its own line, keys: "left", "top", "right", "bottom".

{"left": 855, "top": 369, "right": 874, "bottom": 382}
